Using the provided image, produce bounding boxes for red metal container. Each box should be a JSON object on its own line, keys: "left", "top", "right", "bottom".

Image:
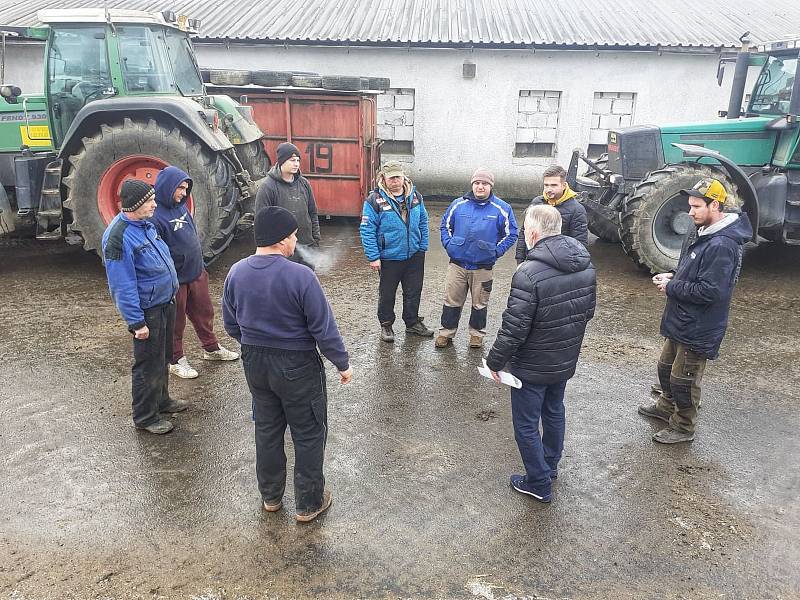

{"left": 240, "top": 90, "right": 380, "bottom": 216}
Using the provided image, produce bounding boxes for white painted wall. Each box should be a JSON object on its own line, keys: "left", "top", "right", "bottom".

{"left": 5, "top": 39, "right": 736, "bottom": 197}
{"left": 194, "top": 43, "right": 733, "bottom": 197}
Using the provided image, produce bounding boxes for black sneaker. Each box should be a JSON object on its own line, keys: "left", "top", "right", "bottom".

{"left": 510, "top": 474, "right": 552, "bottom": 503}
{"left": 160, "top": 399, "right": 189, "bottom": 413}
{"left": 380, "top": 323, "right": 395, "bottom": 343}
{"left": 406, "top": 318, "right": 434, "bottom": 337}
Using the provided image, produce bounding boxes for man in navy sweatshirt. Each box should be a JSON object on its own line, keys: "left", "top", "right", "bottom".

{"left": 151, "top": 166, "right": 239, "bottom": 380}
{"left": 222, "top": 206, "right": 352, "bottom": 523}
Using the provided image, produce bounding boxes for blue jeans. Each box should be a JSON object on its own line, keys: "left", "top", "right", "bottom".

{"left": 511, "top": 380, "right": 568, "bottom": 489}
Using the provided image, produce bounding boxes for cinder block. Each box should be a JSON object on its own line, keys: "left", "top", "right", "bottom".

{"left": 519, "top": 90, "right": 530, "bottom": 97}
{"left": 544, "top": 90, "right": 560, "bottom": 98}
{"left": 546, "top": 113, "right": 560, "bottom": 128}
{"left": 516, "top": 127, "right": 536, "bottom": 143}
{"left": 592, "top": 114, "right": 601, "bottom": 129}
{"left": 535, "top": 128, "right": 557, "bottom": 143}
{"left": 618, "top": 91, "right": 635, "bottom": 100}
{"left": 599, "top": 114, "right": 622, "bottom": 129}
{"left": 394, "top": 125, "right": 415, "bottom": 141}
{"left": 592, "top": 98, "right": 613, "bottom": 114}
{"left": 518, "top": 96, "right": 539, "bottom": 112}
{"left": 380, "top": 110, "right": 406, "bottom": 126}
{"left": 377, "top": 124, "right": 395, "bottom": 140}
{"left": 589, "top": 128, "right": 609, "bottom": 144}
{"left": 394, "top": 94, "right": 415, "bottom": 110}
{"left": 612, "top": 98, "right": 634, "bottom": 114}
{"left": 403, "top": 111, "right": 414, "bottom": 126}
{"left": 528, "top": 113, "right": 549, "bottom": 128}
{"left": 539, "top": 97, "right": 561, "bottom": 113}
{"left": 528, "top": 89, "right": 545, "bottom": 97}
{"left": 619, "top": 114, "right": 633, "bottom": 127}
{"left": 376, "top": 94, "right": 394, "bottom": 109}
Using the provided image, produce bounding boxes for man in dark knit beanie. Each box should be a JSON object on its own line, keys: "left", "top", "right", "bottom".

{"left": 102, "top": 179, "right": 186, "bottom": 435}
{"left": 223, "top": 206, "right": 352, "bottom": 522}
{"left": 255, "top": 141, "right": 321, "bottom": 269}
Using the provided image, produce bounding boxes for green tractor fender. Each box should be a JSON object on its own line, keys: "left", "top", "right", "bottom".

{"left": 58, "top": 95, "right": 234, "bottom": 160}
{"left": 208, "top": 94, "right": 263, "bottom": 145}
{"left": 671, "top": 143, "right": 759, "bottom": 240}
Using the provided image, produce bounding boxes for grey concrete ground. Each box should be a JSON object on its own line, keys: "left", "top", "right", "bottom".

{"left": 1, "top": 203, "right": 798, "bottom": 600}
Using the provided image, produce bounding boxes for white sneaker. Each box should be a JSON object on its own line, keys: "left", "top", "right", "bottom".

{"left": 202, "top": 345, "right": 240, "bottom": 361}
{"left": 169, "top": 356, "right": 199, "bottom": 379}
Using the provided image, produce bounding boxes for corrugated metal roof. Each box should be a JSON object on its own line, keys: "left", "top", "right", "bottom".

{"left": 1, "top": 0, "right": 798, "bottom": 49}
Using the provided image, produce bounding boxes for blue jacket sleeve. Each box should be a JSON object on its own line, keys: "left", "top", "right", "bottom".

{"left": 359, "top": 200, "right": 381, "bottom": 261}
{"left": 418, "top": 196, "right": 429, "bottom": 252}
{"left": 440, "top": 200, "right": 457, "bottom": 248}
{"left": 302, "top": 278, "right": 350, "bottom": 371}
{"left": 105, "top": 244, "right": 145, "bottom": 331}
{"left": 666, "top": 241, "right": 735, "bottom": 305}
{"left": 495, "top": 205, "right": 519, "bottom": 258}
{"left": 221, "top": 271, "right": 241, "bottom": 342}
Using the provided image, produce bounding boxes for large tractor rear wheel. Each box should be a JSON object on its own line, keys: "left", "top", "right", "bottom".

{"left": 619, "top": 163, "right": 738, "bottom": 273}
{"left": 64, "top": 117, "right": 241, "bottom": 264}
{"left": 234, "top": 139, "right": 271, "bottom": 180}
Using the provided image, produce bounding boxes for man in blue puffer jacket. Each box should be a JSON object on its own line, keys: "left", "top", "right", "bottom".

{"left": 436, "top": 168, "right": 518, "bottom": 349}
{"left": 151, "top": 166, "right": 239, "bottom": 380}
{"left": 360, "top": 161, "right": 433, "bottom": 342}
{"left": 638, "top": 177, "right": 752, "bottom": 444}
{"left": 102, "top": 179, "right": 183, "bottom": 435}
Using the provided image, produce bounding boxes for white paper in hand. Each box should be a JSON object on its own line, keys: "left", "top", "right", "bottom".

{"left": 478, "top": 358, "right": 522, "bottom": 389}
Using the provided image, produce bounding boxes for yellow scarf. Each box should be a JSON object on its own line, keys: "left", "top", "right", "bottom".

{"left": 545, "top": 184, "right": 577, "bottom": 207}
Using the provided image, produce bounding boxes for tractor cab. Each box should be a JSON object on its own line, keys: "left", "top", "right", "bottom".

{"left": 39, "top": 9, "right": 205, "bottom": 145}
{"left": 747, "top": 41, "right": 800, "bottom": 118}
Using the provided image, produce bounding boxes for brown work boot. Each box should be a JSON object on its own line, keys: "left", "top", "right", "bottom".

{"left": 434, "top": 335, "right": 452, "bottom": 348}
{"left": 652, "top": 427, "right": 694, "bottom": 444}
{"left": 262, "top": 498, "right": 283, "bottom": 512}
{"left": 295, "top": 490, "right": 333, "bottom": 523}
{"left": 469, "top": 335, "right": 483, "bottom": 348}
{"left": 637, "top": 402, "right": 673, "bottom": 423}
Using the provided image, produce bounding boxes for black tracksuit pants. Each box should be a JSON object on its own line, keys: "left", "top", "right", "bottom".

{"left": 241, "top": 345, "right": 328, "bottom": 513}
{"left": 131, "top": 302, "right": 175, "bottom": 427}
{"left": 377, "top": 251, "right": 425, "bottom": 327}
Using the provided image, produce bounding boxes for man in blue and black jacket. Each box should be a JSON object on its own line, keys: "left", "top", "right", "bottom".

{"left": 102, "top": 179, "right": 184, "bottom": 435}
{"left": 436, "top": 168, "right": 518, "bottom": 349}
{"left": 639, "top": 178, "right": 752, "bottom": 444}
{"left": 359, "top": 161, "right": 433, "bottom": 343}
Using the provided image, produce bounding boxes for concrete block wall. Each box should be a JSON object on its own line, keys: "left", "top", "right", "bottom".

{"left": 376, "top": 88, "right": 415, "bottom": 153}
{"left": 590, "top": 92, "right": 636, "bottom": 145}
{"left": 515, "top": 90, "right": 561, "bottom": 153}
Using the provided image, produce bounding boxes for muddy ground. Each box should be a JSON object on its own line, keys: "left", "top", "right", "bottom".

{"left": 1, "top": 203, "right": 798, "bottom": 600}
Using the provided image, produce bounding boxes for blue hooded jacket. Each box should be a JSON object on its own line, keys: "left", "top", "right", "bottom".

{"left": 360, "top": 182, "right": 428, "bottom": 261}
{"left": 660, "top": 213, "right": 753, "bottom": 359}
{"left": 150, "top": 166, "right": 204, "bottom": 283}
{"left": 441, "top": 192, "right": 518, "bottom": 270}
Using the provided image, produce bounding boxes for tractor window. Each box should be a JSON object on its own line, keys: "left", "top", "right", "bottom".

{"left": 749, "top": 56, "right": 797, "bottom": 115}
{"left": 164, "top": 29, "right": 204, "bottom": 96}
{"left": 118, "top": 26, "right": 176, "bottom": 94}
{"left": 47, "top": 27, "right": 112, "bottom": 143}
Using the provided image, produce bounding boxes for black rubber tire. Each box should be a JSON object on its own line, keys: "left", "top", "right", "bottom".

{"left": 252, "top": 70, "right": 292, "bottom": 87}
{"left": 619, "top": 163, "right": 739, "bottom": 274}
{"left": 366, "top": 77, "right": 390, "bottom": 91}
{"left": 63, "top": 117, "right": 241, "bottom": 264}
{"left": 581, "top": 154, "right": 619, "bottom": 243}
{"left": 322, "top": 75, "right": 362, "bottom": 91}
{"left": 209, "top": 69, "right": 252, "bottom": 86}
{"left": 290, "top": 73, "right": 322, "bottom": 88}
{"left": 234, "top": 140, "right": 271, "bottom": 180}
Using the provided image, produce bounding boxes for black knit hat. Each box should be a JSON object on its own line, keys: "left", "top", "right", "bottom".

{"left": 276, "top": 142, "right": 301, "bottom": 168}
{"left": 254, "top": 206, "right": 298, "bottom": 247}
{"left": 120, "top": 179, "right": 155, "bottom": 212}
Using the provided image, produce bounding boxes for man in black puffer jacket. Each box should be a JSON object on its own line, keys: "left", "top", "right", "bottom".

{"left": 487, "top": 204, "right": 596, "bottom": 503}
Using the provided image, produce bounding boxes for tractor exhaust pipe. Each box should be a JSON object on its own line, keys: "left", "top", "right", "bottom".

{"left": 727, "top": 33, "right": 751, "bottom": 119}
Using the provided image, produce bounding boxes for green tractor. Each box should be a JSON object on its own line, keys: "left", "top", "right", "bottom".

{"left": 571, "top": 35, "right": 800, "bottom": 273}
{"left": 0, "top": 9, "right": 269, "bottom": 261}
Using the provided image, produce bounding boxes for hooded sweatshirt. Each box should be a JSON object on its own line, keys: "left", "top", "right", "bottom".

{"left": 150, "top": 166, "right": 204, "bottom": 284}
{"left": 255, "top": 165, "right": 320, "bottom": 247}
{"left": 515, "top": 185, "right": 589, "bottom": 262}
{"left": 661, "top": 213, "right": 752, "bottom": 359}
{"left": 487, "top": 234, "right": 597, "bottom": 384}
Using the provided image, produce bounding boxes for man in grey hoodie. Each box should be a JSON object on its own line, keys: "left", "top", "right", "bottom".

{"left": 255, "top": 142, "right": 321, "bottom": 269}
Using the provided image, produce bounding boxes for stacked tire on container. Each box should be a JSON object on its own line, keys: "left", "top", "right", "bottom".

{"left": 202, "top": 69, "right": 390, "bottom": 91}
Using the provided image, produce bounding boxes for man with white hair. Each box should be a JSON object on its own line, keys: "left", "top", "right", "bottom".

{"left": 486, "top": 204, "right": 596, "bottom": 503}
